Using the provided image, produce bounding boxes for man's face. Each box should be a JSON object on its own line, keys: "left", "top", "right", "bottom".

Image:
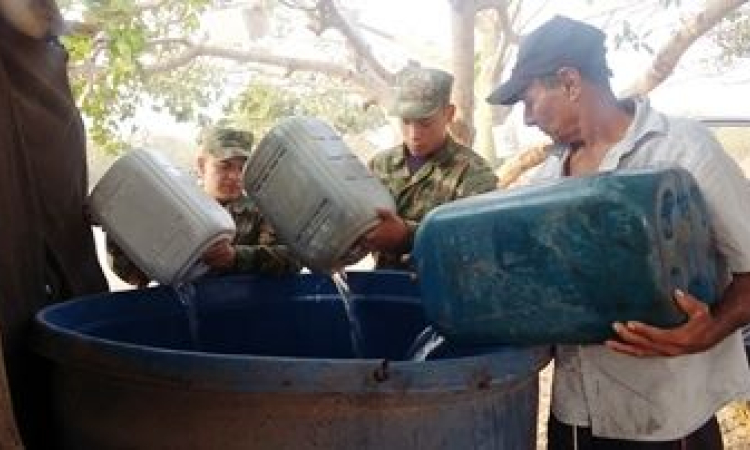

{"left": 197, "top": 154, "right": 247, "bottom": 203}
{"left": 400, "top": 105, "right": 455, "bottom": 158}
{"left": 521, "top": 76, "right": 580, "bottom": 145}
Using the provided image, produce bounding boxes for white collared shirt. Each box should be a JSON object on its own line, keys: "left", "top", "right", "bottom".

{"left": 533, "top": 98, "right": 750, "bottom": 441}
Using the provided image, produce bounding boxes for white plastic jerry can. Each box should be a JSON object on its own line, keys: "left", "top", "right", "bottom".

{"left": 89, "top": 148, "right": 236, "bottom": 285}
{"left": 244, "top": 117, "right": 396, "bottom": 273}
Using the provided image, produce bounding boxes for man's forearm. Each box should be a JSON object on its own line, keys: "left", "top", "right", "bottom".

{"left": 709, "top": 272, "right": 750, "bottom": 343}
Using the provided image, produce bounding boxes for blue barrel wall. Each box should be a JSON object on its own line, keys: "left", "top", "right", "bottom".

{"left": 34, "top": 272, "right": 550, "bottom": 449}
{"left": 413, "top": 167, "right": 719, "bottom": 345}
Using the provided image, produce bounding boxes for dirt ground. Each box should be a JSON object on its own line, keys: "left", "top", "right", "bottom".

{"left": 535, "top": 363, "right": 750, "bottom": 449}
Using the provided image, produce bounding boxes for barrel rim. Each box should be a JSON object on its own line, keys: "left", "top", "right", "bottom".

{"left": 34, "top": 272, "right": 551, "bottom": 393}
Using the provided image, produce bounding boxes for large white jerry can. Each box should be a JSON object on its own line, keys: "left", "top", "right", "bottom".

{"left": 244, "top": 117, "right": 396, "bottom": 272}
{"left": 90, "top": 148, "right": 236, "bottom": 285}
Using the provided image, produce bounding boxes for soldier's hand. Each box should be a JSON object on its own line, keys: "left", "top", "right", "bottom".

{"left": 363, "top": 208, "right": 409, "bottom": 253}
{"left": 202, "top": 239, "right": 237, "bottom": 270}
{"left": 125, "top": 269, "right": 150, "bottom": 289}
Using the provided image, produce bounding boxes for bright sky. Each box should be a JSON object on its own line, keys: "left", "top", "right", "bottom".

{"left": 354, "top": 0, "right": 750, "bottom": 117}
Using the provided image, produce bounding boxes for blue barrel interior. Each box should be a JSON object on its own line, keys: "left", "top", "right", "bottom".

{"left": 38, "top": 271, "right": 487, "bottom": 361}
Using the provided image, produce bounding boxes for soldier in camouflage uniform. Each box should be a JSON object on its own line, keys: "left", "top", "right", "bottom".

{"left": 108, "top": 125, "right": 300, "bottom": 286}
{"left": 364, "top": 67, "right": 498, "bottom": 270}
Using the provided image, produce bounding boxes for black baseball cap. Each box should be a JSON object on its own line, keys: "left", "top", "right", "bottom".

{"left": 487, "top": 16, "right": 612, "bottom": 106}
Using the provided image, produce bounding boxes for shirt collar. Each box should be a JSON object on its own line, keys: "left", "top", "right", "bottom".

{"left": 598, "top": 96, "right": 668, "bottom": 171}
{"left": 223, "top": 195, "right": 255, "bottom": 214}
{"left": 399, "top": 135, "right": 456, "bottom": 166}
{"left": 550, "top": 97, "right": 669, "bottom": 173}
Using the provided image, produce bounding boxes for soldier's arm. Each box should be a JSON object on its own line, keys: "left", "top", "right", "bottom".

{"left": 234, "top": 244, "right": 302, "bottom": 275}
{"left": 456, "top": 159, "right": 499, "bottom": 198}
{"left": 368, "top": 152, "right": 391, "bottom": 186}
{"left": 106, "top": 236, "right": 150, "bottom": 287}
{"left": 233, "top": 217, "right": 302, "bottom": 275}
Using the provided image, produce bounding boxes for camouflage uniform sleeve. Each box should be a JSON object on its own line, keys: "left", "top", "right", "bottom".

{"left": 232, "top": 216, "right": 302, "bottom": 275}
{"left": 368, "top": 149, "right": 400, "bottom": 187}
{"left": 233, "top": 244, "right": 302, "bottom": 275}
{"left": 106, "top": 234, "right": 150, "bottom": 286}
{"left": 456, "top": 156, "right": 499, "bottom": 198}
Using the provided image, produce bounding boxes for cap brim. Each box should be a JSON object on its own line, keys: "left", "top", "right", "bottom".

{"left": 487, "top": 73, "right": 529, "bottom": 106}
{"left": 213, "top": 148, "right": 251, "bottom": 160}
{"left": 389, "top": 101, "right": 443, "bottom": 120}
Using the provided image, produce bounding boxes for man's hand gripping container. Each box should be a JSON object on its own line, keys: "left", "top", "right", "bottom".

{"left": 89, "top": 149, "right": 236, "bottom": 285}
{"left": 413, "top": 166, "right": 720, "bottom": 344}
{"left": 244, "top": 117, "right": 396, "bottom": 272}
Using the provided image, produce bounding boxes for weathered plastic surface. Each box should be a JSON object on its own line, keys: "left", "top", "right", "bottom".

{"left": 33, "top": 272, "right": 550, "bottom": 450}
{"left": 90, "top": 148, "right": 236, "bottom": 284}
{"left": 413, "top": 167, "right": 719, "bottom": 344}
{"left": 244, "top": 117, "right": 396, "bottom": 272}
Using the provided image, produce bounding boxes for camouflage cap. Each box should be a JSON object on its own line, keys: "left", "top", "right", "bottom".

{"left": 389, "top": 67, "right": 454, "bottom": 119}
{"left": 199, "top": 126, "right": 254, "bottom": 160}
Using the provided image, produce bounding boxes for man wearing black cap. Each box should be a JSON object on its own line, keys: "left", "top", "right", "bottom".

{"left": 488, "top": 15, "right": 750, "bottom": 450}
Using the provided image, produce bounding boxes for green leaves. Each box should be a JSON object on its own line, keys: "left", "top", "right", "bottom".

{"left": 64, "top": 0, "right": 213, "bottom": 153}
{"left": 710, "top": 8, "right": 750, "bottom": 62}
{"left": 226, "top": 79, "right": 386, "bottom": 136}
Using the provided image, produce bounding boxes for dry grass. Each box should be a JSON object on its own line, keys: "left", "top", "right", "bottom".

{"left": 719, "top": 401, "right": 750, "bottom": 449}
{"left": 535, "top": 363, "right": 750, "bottom": 449}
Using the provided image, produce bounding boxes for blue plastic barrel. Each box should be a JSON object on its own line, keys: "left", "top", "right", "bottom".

{"left": 34, "top": 272, "right": 550, "bottom": 449}
{"left": 413, "top": 167, "right": 719, "bottom": 344}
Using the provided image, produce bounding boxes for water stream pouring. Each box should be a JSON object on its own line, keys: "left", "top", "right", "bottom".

{"left": 330, "top": 271, "right": 365, "bottom": 358}
{"left": 405, "top": 326, "right": 446, "bottom": 361}
{"left": 174, "top": 283, "right": 201, "bottom": 350}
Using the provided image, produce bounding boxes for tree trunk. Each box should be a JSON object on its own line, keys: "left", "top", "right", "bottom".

{"left": 449, "top": 1, "right": 476, "bottom": 147}
{"left": 474, "top": 10, "right": 500, "bottom": 166}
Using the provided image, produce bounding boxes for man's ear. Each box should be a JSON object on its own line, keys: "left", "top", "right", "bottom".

{"left": 195, "top": 154, "right": 206, "bottom": 177}
{"left": 444, "top": 104, "right": 457, "bottom": 122}
{"left": 557, "top": 67, "right": 583, "bottom": 102}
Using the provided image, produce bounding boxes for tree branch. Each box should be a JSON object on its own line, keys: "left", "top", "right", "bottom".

{"left": 622, "top": 0, "right": 750, "bottom": 97}
{"left": 315, "top": 0, "right": 393, "bottom": 84}
{"left": 131, "top": 42, "right": 390, "bottom": 102}
{"left": 496, "top": 142, "right": 553, "bottom": 188}
{"left": 474, "top": 0, "right": 508, "bottom": 13}
{"left": 77, "top": 36, "right": 108, "bottom": 106}
{"left": 277, "top": 0, "right": 316, "bottom": 13}
{"left": 134, "top": 0, "right": 170, "bottom": 11}
{"left": 144, "top": 37, "right": 194, "bottom": 49}
{"left": 62, "top": 0, "right": 171, "bottom": 36}
{"left": 487, "top": 5, "right": 519, "bottom": 83}
{"left": 63, "top": 20, "right": 99, "bottom": 37}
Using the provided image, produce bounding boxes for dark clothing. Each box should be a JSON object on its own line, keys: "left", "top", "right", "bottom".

{"left": 405, "top": 152, "right": 427, "bottom": 174}
{"left": 547, "top": 414, "right": 723, "bottom": 450}
{"left": 0, "top": 19, "right": 108, "bottom": 448}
